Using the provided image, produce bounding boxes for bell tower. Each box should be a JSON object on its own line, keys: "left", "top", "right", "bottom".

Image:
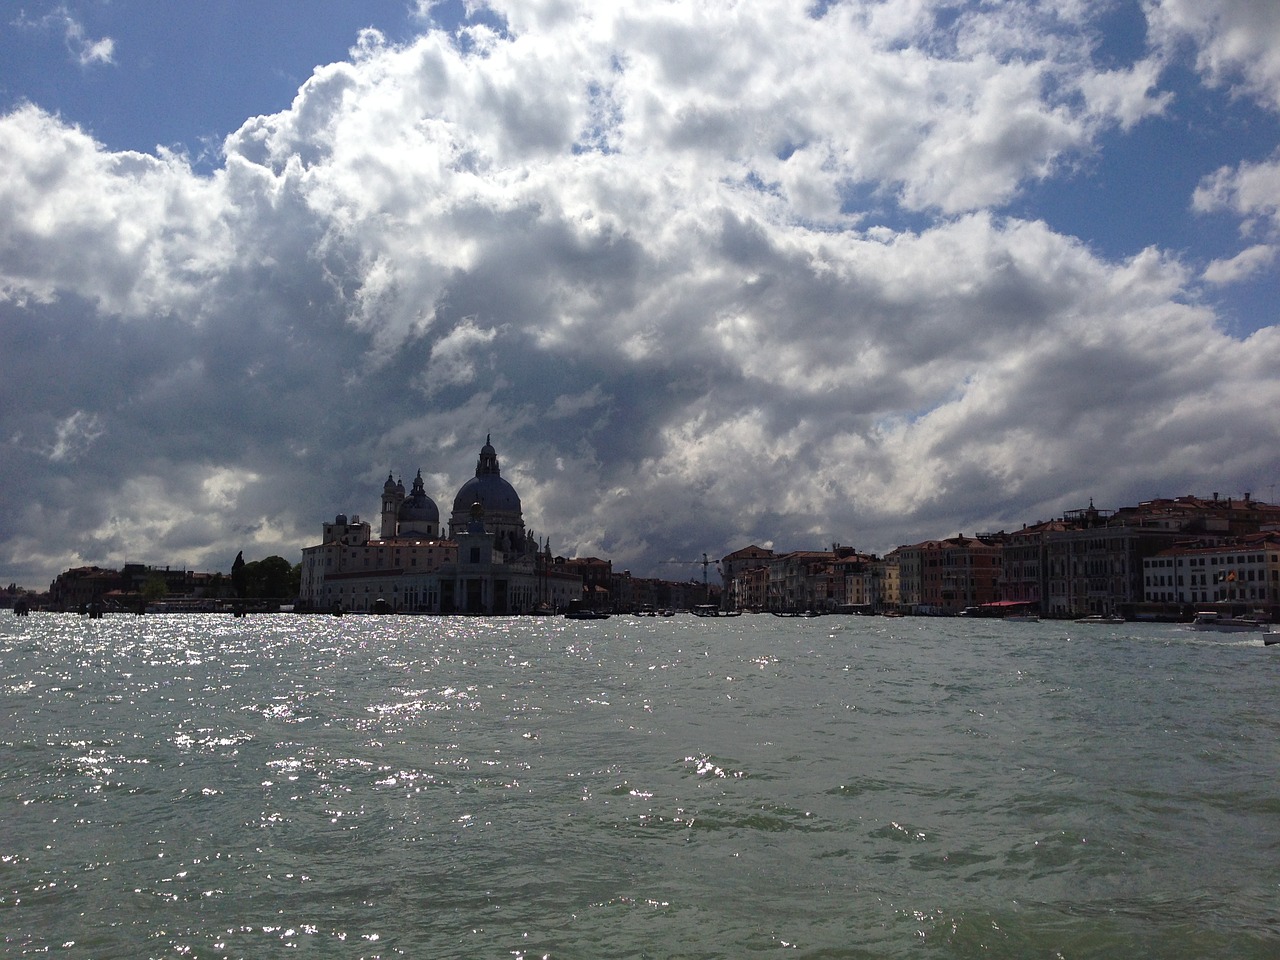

{"left": 380, "top": 473, "right": 404, "bottom": 539}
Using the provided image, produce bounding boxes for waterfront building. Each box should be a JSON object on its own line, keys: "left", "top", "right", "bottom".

{"left": 720, "top": 545, "right": 775, "bottom": 610}
{"left": 1142, "top": 534, "right": 1280, "bottom": 610}
{"left": 563, "top": 557, "right": 612, "bottom": 610}
{"left": 1000, "top": 518, "right": 1083, "bottom": 612}
{"left": 605, "top": 569, "right": 706, "bottom": 612}
{"left": 739, "top": 564, "right": 771, "bottom": 611}
{"left": 886, "top": 536, "right": 1002, "bottom": 615}
{"left": 879, "top": 556, "right": 901, "bottom": 610}
{"left": 831, "top": 549, "right": 883, "bottom": 610}
{"left": 299, "top": 437, "right": 581, "bottom": 614}
{"left": 49, "top": 565, "right": 125, "bottom": 609}
{"left": 921, "top": 535, "right": 1003, "bottom": 614}
{"left": 1114, "top": 492, "right": 1280, "bottom": 537}
{"left": 48, "top": 563, "right": 230, "bottom": 611}
{"left": 1045, "top": 523, "right": 1184, "bottom": 618}
{"left": 298, "top": 512, "right": 456, "bottom": 611}
{"left": 767, "top": 550, "right": 838, "bottom": 611}
{"left": 1038, "top": 497, "right": 1277, "bottom": 617}
{"left": 888, "top": 543, "right": 924, "bottom": 611}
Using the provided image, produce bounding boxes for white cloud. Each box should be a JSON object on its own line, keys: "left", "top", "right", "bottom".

{"left": 1193, "top": 152, "right": 1280, "bottom": 235}
{"left": 75, "top": 35, "right": 114, "bottom": 67}
{"left": 1147, "top": 0, "right": 1280, "bottom": 108}
{"left": 1202, "top": 243, "right": 1278, "bottom": 285}
{"left": 1077, "top": 58, "right": 1172, "bottom": 130}
{"left": 62, "top": 8, "right": 115, "bottom": 66}
{"left": 0, "top": 0, "right": 1278, "bottom": 586}
{"left": 46, "top": 411, "right": 104, "bottom": 462}
{"left": 13, "top": 5, "right": 115, "bottom": 68}
{"left": 0, "top": 106, "right": 232, "bottom": 314}
{"left": 422, "top": 318, "right": 500, "bottom": 393}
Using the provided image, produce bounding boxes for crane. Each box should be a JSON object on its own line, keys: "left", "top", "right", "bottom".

{"left": 660, "top": 553, "right": 716, "bottom": 586}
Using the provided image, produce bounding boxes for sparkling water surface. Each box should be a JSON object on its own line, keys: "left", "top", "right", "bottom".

{"left": 2, "top": 612, "right": 1277, "bottom": 959}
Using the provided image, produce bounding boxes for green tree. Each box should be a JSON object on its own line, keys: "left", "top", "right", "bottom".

{"left": 142, "top": 572, "right": 168, "bottom": 601}
{"left": 229, "top": 554, "right": 299, "bottom": 599}
{"left": 257, "top": 556, "right": 294, "bottom": 599}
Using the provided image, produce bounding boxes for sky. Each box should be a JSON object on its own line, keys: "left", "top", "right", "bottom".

{"left": 2, "top": 0, "right": 1279, "bottom": 590}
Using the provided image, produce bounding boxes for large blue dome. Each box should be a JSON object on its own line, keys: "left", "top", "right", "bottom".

{"left": 451, "top": 436, "right": 522, "bottom": 517}
{"left": 452, "top": 473, "right": 522, "bottom": 515}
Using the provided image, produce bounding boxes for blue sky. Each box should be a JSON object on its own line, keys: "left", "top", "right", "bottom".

{"left": 2, "top": 3, "right": 431, "bottom": 158}
{"left": 2, "top": 0, "right": 1278, "bottom": 588}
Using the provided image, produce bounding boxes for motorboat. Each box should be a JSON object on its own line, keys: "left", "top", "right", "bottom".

{"left": 1074, "top": 614, "right": 1126, "bottom": 624}
{"left": 1190, "top": 611, "right": 1270, "bottom": 633}
{"left": 564, "top": 600, "right": 610, "bottom": 620}
{"left": 564, "top": 608, "right": 610, "bottom": 620}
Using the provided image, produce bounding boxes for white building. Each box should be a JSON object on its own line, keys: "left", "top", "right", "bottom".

{"left": 299, "top": 437, "right": 581, "bottom": 614}
{"left": 1143, "top": 536, "right": 1280, "bottom": 608}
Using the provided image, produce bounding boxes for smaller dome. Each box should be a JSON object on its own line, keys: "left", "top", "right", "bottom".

{"left": 383, "top": 473, "right": 397, "bottom": 493}
{"left": 398, "top": 470, "right": 439, "bottom": 523}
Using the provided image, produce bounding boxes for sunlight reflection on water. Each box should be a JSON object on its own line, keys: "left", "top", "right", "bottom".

{"left": 1, "top": 612, "right": 1277, "bottom": 958}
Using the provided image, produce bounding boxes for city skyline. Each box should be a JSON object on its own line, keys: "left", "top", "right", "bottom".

{"left": 2, "top": 0, "right": 1278, "bottom": 590}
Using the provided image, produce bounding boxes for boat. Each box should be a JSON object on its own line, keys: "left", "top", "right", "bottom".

{"left": 564, "top": 601, "right": 610, "bottom": 620}
{"left": 564, "top": 608, "right": 610, "bottom": 620}
{"left": 1074, "top": 614, "right": 1125, "bottom": 624}
{"left": 691, "top": 605, "right": 743, "bottom": 617}
{"left": 1003, "top": 613, "right": 1040, "bottom": 623}
{"left": 1189, "top": 611, "right": 1271, "bottom": 633}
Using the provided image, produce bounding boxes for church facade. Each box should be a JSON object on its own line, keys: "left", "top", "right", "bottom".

{"left": 298, "top": 437, "right": 582, "bottom": 614}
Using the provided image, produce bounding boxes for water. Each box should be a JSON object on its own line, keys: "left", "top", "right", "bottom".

{"left": 2, "top": 612, "right": 1277, "bottom": 959}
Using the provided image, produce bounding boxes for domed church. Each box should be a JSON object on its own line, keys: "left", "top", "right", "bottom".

{"left": 449, "top": 435, "right": 528, "bottom": 553}
{"left": 299, "top": 437, "right": 580, "bottom": 614}
{"left": 381, "top": 470, "right": 440, "bottom": 539}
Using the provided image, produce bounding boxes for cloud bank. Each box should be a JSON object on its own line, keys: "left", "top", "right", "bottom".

{"left": 2, "top": 0, "right": 1279, "bottom": 587}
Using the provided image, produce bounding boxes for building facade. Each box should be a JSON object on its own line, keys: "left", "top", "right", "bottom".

{"left": 299, "top": 437, "right": 581, "bottom": 614}
{"left": 1143, "top": 534, "right": 1280, "bottom": 609}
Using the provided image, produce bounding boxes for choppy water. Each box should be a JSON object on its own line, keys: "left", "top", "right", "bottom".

{"left": 1, "top": 612, "right": 1277, "bottom": 959}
